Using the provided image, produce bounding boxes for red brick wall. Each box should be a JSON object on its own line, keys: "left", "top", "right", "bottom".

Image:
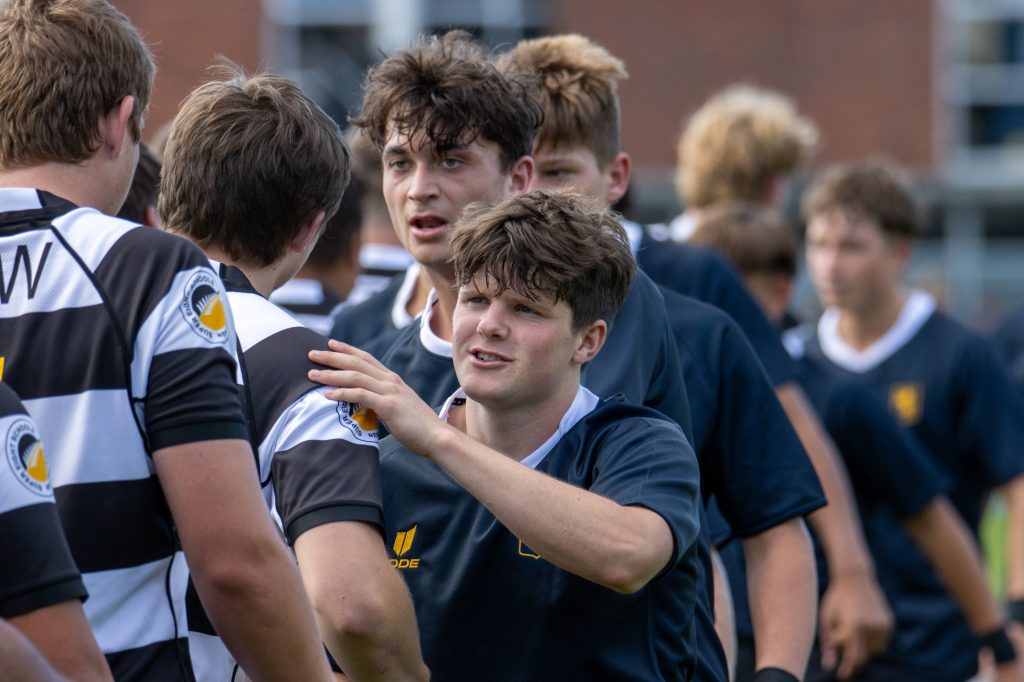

{"left": 552, "top": 0, "right": 936, "bottom": 173}
{"left": 116, "top": 0, "right": 264, "bottom": 145}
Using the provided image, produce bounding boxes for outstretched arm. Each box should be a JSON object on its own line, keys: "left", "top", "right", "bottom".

{"left": 309, "top": 342, "right": 681, "bottom": 594}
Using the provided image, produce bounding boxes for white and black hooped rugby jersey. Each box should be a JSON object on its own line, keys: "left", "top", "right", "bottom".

{"left": 0, "top": 382, "right": 87, "bottom": 619}
{"left": 0, "top": 189, "right": 248, "bottom": 682}
{"left": 188, "top": 264, "right": 384, "bottom": 681}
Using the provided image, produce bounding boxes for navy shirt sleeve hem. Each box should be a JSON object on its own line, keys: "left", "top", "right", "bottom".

{"left": 0, "top": 576, "right": 88, "bottom": 619}
{"left": 286, "top": 503, "right": 386, "bottom": 543}
{"left": 148, "top": 420, "right": 250, "bottom": 451}
{"left": 728, "top": 499, "right": 825, "bottom": 540}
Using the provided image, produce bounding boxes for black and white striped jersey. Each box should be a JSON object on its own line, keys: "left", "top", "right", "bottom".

{"left": 188, "top": 264, "right": 383, "bottom": 681}
{"left": 0, "top": 382, "right": 87, "bottom": 619}
{"left": 0, "top": 189, "right": 248, "bottom": 681}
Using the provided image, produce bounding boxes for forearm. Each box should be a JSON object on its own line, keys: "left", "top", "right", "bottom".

{"left": 318, "top": 569, "right": 427, "bottom": 682}
{"left": 776, "top": 383, "right": 873, "bottom": 578}
{"left": 194, "top": 539, "right": 332, "bottom": 682}
{"left": 903, "top": 498, "right": 1003, "bottom": 634}
{"left": 431, "top": 426, "right": 675, "bottom": 593}
{"left": 8, "top": 601, "right": 111, "bottom": 682}
{"left": 1003, "top": 475, "right": 1024, "bottom": 600}
{"left": 743, "top": 519, "right": 817, "bottom": 677}
{"left": 710, "top": 547, "right": 737, "bottom": 679}
{"left": 0, "top": 618, "right": 66, "bottom": 682}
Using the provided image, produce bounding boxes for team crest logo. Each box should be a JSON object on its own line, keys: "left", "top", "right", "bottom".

{"left": 180, "top": 271, "right": 228, "bottom": 344}
{"left": 6, "top": 418, "right": 51, "bottom": 496}
{"left": 889, "top": 383, "right": 924, "bottom": 426}
{"left": 336, "top": 401, "right": 379, "bottom": 443}
{"left": 390, "top": 525, "right": 420, "bottom": 568}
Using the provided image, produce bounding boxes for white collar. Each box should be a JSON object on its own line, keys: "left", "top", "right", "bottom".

{"left": 669, "top": 211, "right": 697, "bottom": 242}
{"left": 417, "top": 287, "right": 453, "bottom": 358}
{"left": 817, "top": 289, "right": 936, "bottom": 373}
{"left": 438, "top": 385, "right": 600, "bottom": 469}
{"left": 0, "top": 188, "right": 44, "bottom": 211}
{"left": 390, "top": 263, "right": 421, "bottom": 330}
{"left": 269, "top": 277, "right": 324, "bottom": 305}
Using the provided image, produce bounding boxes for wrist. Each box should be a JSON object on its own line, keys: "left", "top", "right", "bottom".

{"left": 980, "top": 626, "right": 1017, "bottom": 664}
{"left": 754, "top": 668, "right": 799, "bottom": 682}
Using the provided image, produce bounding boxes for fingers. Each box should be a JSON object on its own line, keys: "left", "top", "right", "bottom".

{"left": 835, "top": 633, "right": 864, "bottom": 680}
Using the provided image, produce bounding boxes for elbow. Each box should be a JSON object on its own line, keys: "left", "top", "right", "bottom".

{"left": 314, "top": 590, "right": 391, "bottom": 644}
{"left": 597, "top": 547, "right": 664, "bottom": 595}
{"left": 190, "top": 536, "right": 287, "bottom": 601}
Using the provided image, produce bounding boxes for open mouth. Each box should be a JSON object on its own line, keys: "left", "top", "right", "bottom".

{"left": 410, "top": 216, "right": 447, "bottom": 240}
{"left": 469, "top": 348, "right": 512, "bottom": 365}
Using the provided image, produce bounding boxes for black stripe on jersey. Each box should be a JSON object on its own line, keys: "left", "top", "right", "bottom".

{"left": 361, "top": 266, "right": 407, "bottom": 279}
{"left": 92, "top": 226, "right": 213, "bottom": 346}
{"left": 106, "top": 638, "right": 194, "bottom": 682}
{"left": 274, "top": 438, "right": 384, "bottom": 542}
{"left": 0, "top": 503, "right": 87, "bottom": 618}
{"left": 145, "top": 348, "right": 248, "bottom": 451}
{"left": 0, "top": 305, "right": 125, "bottom": 399}
{"left": 0, "top": 383, "right": 28, "bottom": 416}
{"left": 185, "top": 578, "right": 215, "bottom": 636}
{"left": 0, "top": 192, "right": 74, "bottom": 233}
{"left": 243, "top": 326, "right": 327, "bottom": 444}
{"left": 54, "top": 477, "right": 177, "bottom": 574}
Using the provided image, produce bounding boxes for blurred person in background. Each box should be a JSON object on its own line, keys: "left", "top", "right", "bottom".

{"left": 796, "top": 160, "right": 1024, "bottom": 681}
{"left": 692, "top": 202, "right": 1024, "bottom": 682}
{"left": 115, "top": 142, "right": 161, "bottom": 227}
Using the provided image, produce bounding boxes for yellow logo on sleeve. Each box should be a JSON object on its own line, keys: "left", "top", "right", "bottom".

{"left": 0, "top": 356, "right": 5, "bottom": 381}
{"left": 6, "top": 418, "right": 51, "bottom": 496}
{"left": 390, "top": 526, "right": 420, "bottom": 569}
{"left": 889, "top": 383, "right": 924, "bottom": 426}
{"left": 517, "top": 539, "right": 542, "bottom": 560}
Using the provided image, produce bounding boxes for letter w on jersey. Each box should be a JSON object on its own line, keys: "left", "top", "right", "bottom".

{"left": 1, "top": 243, "right": 52, "bottom": 304}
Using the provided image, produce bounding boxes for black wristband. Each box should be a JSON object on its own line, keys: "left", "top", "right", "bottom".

{"left": 754, "top": 668, "right": 800, "bottom": 682}
{"left": 1008, "top": 598, "right": 1024, "bottom": 625}
{"left": 980, "top": 627, "right": 1017, "bottom": 664}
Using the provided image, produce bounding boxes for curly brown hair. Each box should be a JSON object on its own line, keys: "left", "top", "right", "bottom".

{"left": 801, "top": 159, "right": 921, "bottom": 239}
{"left": 353, "top": 30, "right": 543, "bottom": 170}
{"left": 451, "top": 190, "right": 635, "bottom": 331}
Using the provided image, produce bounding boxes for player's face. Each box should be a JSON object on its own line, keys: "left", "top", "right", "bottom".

{"left": 453, "top": 273, "right": 586, "bottom": 410}
{"left": 530, "top": 145, "right": 624, "bottom": 207}
{"left": 805, "top": 208, "right": 907, "bottom": 313}
{"left": 381, "top": 125, "right": 518, "bottom": 275}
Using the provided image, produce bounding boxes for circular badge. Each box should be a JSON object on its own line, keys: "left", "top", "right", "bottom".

{"left": 180, "top": 270, "right": 229, "bottom": 344}
{"left": 336, "top": 402, "right": 379, "bottom": 443}
{"left": 6, "top": 418, "right": 51, "bottom": 497}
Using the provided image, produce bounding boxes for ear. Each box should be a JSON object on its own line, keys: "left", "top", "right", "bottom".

{"left": 892, "top": 236, "right": 914, "bottom": 270}
{"left": 572, "top": 319, "right": 608, "bottom": 366}
{"left": 604, "top": 152, "right": 631, "bottom": 205}
{"left": 100, "top": 96, "right": 136, "bottom": 159}
{"left": 291, "top": 211, "right": 326, "bottom": 253}
{"left": 508, "top": 155, "right": 534, "bottom": 195}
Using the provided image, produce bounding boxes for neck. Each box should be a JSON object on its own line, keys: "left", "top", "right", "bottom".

{"left": 457, "top": 381, "right": 580, "bottom": 462}
{"left": 421, "top": 266, "right": 457, "bottom": 342}
{"left": 0, "top": 162, "right": 115, "bottom": 215}
{"left": 192, "top": 242, "right": 285, "bottom": 299}
{"left": 835, "top": 287, "right": 909, "bottom": 351}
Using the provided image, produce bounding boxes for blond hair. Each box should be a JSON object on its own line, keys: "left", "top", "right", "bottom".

{"left": 677, "top": 85, "right": 817, "bottom": 209}
{"left": 498, "top": 34, "right": 626, "bottom": 165}
{"left": 0, "top": 0, "right": 154, "bottom": 168}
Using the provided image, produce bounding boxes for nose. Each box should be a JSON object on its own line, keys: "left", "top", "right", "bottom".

{"left": 477, "top": 303, "right": 509, "bottom": 339}
{"left": 408, "top": 164, "right": 439, "bottom": 202}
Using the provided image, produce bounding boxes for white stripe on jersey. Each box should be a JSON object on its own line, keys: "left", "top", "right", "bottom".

{"left": 24, "top": 390, "right": 151, "bottom": 487}
{"left": 256, "top": 386, "right": 378, "bottom": 483}
{"left": 228, "top": 290, "right": 304, "bottom": 353}
{"left": 51, "top": 209, "right": 138, "bottom": 271}
{"left": 0, "top": 188, "right": 43, "bottom": 211}
{"left": 0, "top": 228, "right": 104, "bottom": 319}
{"left": 188, "top": 631, "right": 239, "bottom": 682}
{"left": 131, "top": 265, "right": 239, "bottom": 398}
{"left": 83, "top": 551, "right": 189, "bottom": 654}
{"left": 0, "top": 412, "right": 56, "bottom": 514}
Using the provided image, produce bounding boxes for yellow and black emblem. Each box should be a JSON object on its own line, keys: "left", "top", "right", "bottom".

{"left": 180, "top": 271, "right": 229, "bottom": 344}
{"left": 390, "top": 525, "right": 420, "bottom": 569}
{"left": 888, "top": 383, "right": 924, "bottom": 426}
{"left": 5, "top": 418, "right": 51, "bottom": 497}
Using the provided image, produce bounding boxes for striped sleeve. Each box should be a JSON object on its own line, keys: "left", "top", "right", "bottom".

{"left": 86, "top": 226, "right": 248, "bottom": 450}
{"left": 0, "top": 385, "right": 87, "bottom": 618}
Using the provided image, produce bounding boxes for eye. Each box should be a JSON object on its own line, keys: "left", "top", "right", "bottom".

{"left": 515, "top": 303, "right": 539, "bottom": 315}
{"left": 440, "top": 157, "right": 463, "bottom": 169}
{"left": 387, "top": 159, "right": 411, "bottom": 171}
{"left": 541, "top": 168, "right": 570, "bottom": 180}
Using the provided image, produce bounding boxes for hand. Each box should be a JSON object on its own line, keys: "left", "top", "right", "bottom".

{"left": 308, "top": 340, "right": 448, "bottom": 456}
{"left": 818, "top": 570, "right": 893, "bottom": 679}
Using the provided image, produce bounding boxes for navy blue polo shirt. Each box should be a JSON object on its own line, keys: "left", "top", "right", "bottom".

{"left": 992, "top": 303, "right": 1024, "bottom": 397}
{"left": 380, "top": 394, "right": 702, "bottom": 680}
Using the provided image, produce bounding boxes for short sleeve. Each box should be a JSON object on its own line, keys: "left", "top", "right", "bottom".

{"left": 0, "top": 388, "right": 87, "bottom": 617}
{"left": 268, "top": 387, "right": 384, "bottom": 543}
{"left": 954, "top": 336, "right": 1024, "bottom": 487}
{"left": 706, "top": 323, "right": 825, "bottom": 538}
{"left": 588, "top": 417, "right": 702, "bottom": 570}
{"left": 824, "top": 378, "right": 947, "bottom": 518}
